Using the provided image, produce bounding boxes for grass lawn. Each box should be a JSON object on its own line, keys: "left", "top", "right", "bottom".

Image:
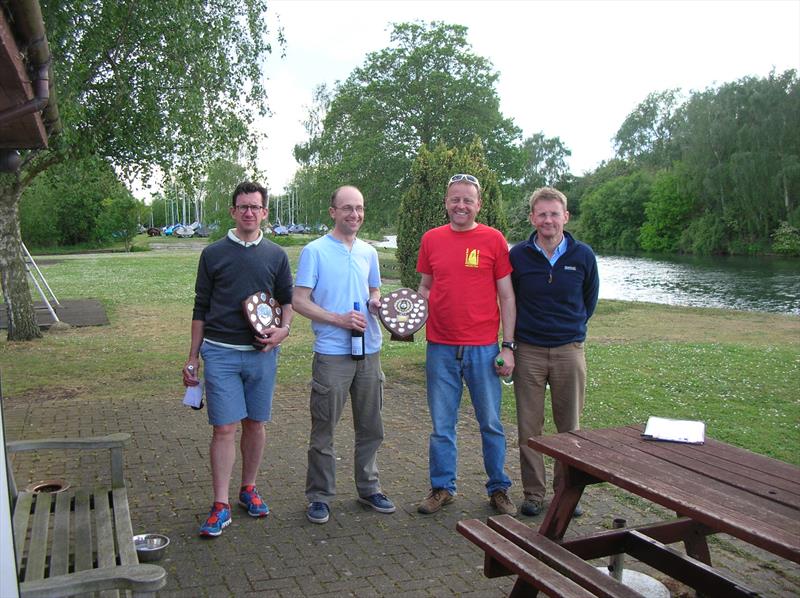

{"left": 2, "top": 241, "right": 798, "bottom": 464}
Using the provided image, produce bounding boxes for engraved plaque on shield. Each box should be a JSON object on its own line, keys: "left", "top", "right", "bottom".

{"left": 242, "top": 290, "right": 282, "bottom": 337}
{"left": 378, "top": 288, "right": 428, "bottom": 341}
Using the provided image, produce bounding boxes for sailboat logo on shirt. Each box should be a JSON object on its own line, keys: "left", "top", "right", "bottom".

{"left": 464, "top": 248, "right": 480, "bottom": 268}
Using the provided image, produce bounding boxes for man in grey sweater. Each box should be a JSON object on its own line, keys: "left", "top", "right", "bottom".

{"left": 183, "top": 181, "right": 293, "bottom": 537}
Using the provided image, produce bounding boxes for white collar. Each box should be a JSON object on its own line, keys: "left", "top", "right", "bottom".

{"left": 227, "top": 228, "right": 263, "bottom": 247}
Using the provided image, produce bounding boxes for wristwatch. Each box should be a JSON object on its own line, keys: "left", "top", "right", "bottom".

{"left": 501, "top": 341, "right": 517, "bottom": 351}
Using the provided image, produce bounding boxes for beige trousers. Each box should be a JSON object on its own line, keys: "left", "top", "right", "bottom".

{"left": 513, "top": 341, "right": 586, "bottom": 501}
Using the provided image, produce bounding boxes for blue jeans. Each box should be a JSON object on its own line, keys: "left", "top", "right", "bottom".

{"left": 426, "top": 342, "right": 512, "bottom": 495}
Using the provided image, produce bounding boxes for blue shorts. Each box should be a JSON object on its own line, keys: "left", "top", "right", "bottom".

{"left": 200, "top": 341, "right": 279, "bottom": 426}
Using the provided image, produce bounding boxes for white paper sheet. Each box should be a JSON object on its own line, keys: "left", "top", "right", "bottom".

{"left": 642, "top": 416, "right": 705, "bottom": 444}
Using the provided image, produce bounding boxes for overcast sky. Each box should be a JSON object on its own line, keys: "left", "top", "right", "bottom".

{"left": 256, "top": 0, "right": 800, "bottom": 193}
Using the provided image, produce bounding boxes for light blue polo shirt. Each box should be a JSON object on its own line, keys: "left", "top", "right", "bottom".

{"left": 533, "top": 234, "right": 568, "bottom": 266}
{"left": 295, "top": 234, "right": 383, "bottom": 355}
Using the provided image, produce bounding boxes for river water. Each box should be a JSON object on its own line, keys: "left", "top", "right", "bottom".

{"left": 375, "top": 236, "right": 799, "bottom": 315}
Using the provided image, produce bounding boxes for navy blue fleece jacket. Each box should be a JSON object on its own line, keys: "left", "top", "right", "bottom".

{"left": 510, "top": 231, "right": 599, "bottom": 347}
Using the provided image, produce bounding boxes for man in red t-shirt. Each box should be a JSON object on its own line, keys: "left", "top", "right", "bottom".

{"left": 415, "top": 174, "right": 517, "bottom": 516}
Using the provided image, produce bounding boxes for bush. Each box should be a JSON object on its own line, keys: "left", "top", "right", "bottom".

{"left": 678, "top": 213, "right": 729, "bottom": 255}
{"left": 771, "top": 221, "right": 800, "bottom": 256}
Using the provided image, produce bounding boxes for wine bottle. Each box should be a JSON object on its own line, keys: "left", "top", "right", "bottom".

{"left": 351, "top": 301, "right": 365, "bottom": 360}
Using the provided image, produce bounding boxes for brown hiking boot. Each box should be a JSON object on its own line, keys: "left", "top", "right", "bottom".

{"left": 417, "top": 488, "right": 455, "bottom": 514}
{"left": 490, "top": 489, "right": 517, "bottom": 515}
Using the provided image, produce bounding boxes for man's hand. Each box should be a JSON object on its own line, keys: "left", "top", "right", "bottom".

{"left": 494, "top": 347, "right": 515, "bottom": 377}
{"left": 367, "top": 297, "right": 381, "bottom": 315}
{"left": 254, "top": 326, "right": 290, "bottom": 351}
{"left": 183, "top": 358, "right": 200, "bottom": 387}
{"left": 337, "top": 310, "right": 367, "bottom": 332}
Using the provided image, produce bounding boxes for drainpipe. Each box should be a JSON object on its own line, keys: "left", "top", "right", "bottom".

{"left": 0, "top": 63, "right": 51, "bottom": 126}
{"left": 0, "top": 0, "right": 61, "bottom": 133}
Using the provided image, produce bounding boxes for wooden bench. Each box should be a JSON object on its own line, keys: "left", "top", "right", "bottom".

{"left": 457, "top": 516, "right": 642, "bottom": 597}
{"left": 6, "top": 432, "right": 167, "bottom": 597}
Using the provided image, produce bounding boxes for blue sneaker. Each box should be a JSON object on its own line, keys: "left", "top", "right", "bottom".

{"left": 239, "top": 485, "right": 270, "bottom": 517}
{"left": 199, "top": 502, "right": 231, "bottom": 537}
{"left": 358, "top": 492, "right": 396, "bottom": 514}
{"left": 307, "top": 501, "right": 330, "bottom": 524}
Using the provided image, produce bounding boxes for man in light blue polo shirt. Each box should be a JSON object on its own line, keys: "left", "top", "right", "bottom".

{"left": 292, "top": 185, "right": 394, "bottom": 524}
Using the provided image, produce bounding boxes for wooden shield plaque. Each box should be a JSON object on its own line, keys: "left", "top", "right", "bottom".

{"left": 242, "top": 290, "right": 282, "bottom": 338}
{"left": 379, "top": 288, "right": 428, "bottom": 341}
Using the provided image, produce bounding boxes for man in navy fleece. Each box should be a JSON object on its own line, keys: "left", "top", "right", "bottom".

{"left": 509, "top": 187, "right": 599, "bottom": 517}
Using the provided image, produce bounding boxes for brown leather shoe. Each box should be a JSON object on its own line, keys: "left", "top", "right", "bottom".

{"left": 490, "top": 489, "right": 517, "bottom": 515}
{"left": 417, "top": 488, "right": 455, "bottom": 514}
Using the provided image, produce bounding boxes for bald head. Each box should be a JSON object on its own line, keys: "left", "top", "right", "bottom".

{"left": 330, "top": 185, "right": 363, "bottom": 208}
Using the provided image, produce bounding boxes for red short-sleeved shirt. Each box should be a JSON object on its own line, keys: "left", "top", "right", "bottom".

{"left": 417, "top": 223, "right": 512, "bottom": 345}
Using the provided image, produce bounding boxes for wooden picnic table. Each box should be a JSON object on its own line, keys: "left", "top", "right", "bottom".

{"left": 525, "top": 425, "right": 800, "bottom": 594}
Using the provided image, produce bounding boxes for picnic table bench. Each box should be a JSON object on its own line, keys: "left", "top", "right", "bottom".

{"left": 7, "top": 432, "right": 167, "bottom": 597}
{"left": 457, "top": 515, "right": 642, "bottom": 597}
{"left": 458, "top": 425, "right": 797, "bottom": 597}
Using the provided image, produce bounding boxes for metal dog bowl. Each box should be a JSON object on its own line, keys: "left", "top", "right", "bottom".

{"left": 133, "top": 533, "right": 170, "bottom": 562}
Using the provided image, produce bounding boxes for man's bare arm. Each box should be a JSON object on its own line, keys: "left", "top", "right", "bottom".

{"left": 417, "top": 273, "right": 433, "bottom": 299}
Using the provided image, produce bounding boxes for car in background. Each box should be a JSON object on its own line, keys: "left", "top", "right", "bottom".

{"left": 273, "top": 225, "right": 289, "bottom": 236}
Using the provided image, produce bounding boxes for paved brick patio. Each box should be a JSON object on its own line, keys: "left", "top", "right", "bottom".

{"left": 5, "top": 380, "right": 798, "bottom": 597}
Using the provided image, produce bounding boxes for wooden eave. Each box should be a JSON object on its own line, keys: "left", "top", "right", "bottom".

{"left": 0, "top": 7, "right": 47, "bottom": 149}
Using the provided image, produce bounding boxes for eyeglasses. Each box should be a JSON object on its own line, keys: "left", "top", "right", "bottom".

{"left": 448, "top": 174, "right": 481, "bottom": 189}
{"left": 333, "top": 205, "right": 364, "bottom": 214}
{"left": 234, "top": 204, "right": 264, "bottom": 213}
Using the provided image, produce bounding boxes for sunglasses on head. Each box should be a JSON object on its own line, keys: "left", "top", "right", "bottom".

{"left": 448, "top": 173, "right": 481, "bottom": 189}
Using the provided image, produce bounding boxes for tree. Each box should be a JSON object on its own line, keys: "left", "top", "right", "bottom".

{"left": 639, "top": 169, "right": 695, "bottom": 252}
{"left": 676, "top": 70, "right": 799, "bottom": 253}
{"left": 96, "top": 194, "right": 142, "bottom": 252}
{"left": 199, "top": 158, "right": 248, "bottom": 233}
{"left": 507, "top": 133, "right": 572, "bottom": 240}
{"left": 578, "top": 171, "right": 652, "bottom": 253}
{"left": 396, "top": 139, "right": 505, "bottom": 289}
{"left": 614, "top": 89, "right": 683, "bottom": 168}
{"left": 294, "top": 21, "right": 521, "bottom": 231}
{"left": 519, "top": 133, "right": 572, "bottom": 191}
{"left": 1, "top": 0, "right": 280, "bottom": 340}
{"left": 20, "top": 156, "right": 129, "bottom": 248}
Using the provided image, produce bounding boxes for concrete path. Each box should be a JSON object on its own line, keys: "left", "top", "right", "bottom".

{"left": 5, "top": 378, "right": 798, "bottom": 597}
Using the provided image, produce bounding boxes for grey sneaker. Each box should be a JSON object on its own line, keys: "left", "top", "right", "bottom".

{"left": 417, "top": 488, "right": 455, "bottom": 514}
{"left": 489, "top": 489, "right": 517, "bottom": 515}
{"left": 520, "top": 499, "right": 543, "bottom": 517}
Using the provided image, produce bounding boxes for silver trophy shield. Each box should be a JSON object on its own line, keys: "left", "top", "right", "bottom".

{"left": 242, "top": 290, "right": 282, "bottom": 340}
